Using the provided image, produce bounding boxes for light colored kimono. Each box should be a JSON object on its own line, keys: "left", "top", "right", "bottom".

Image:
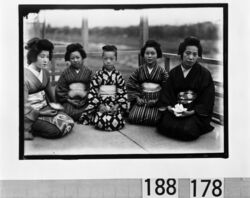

{"left": 24, "top": 67, "right": 74, "bottom": 139}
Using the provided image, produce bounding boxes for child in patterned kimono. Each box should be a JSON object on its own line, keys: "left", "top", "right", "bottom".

{"left": 127, "top": 40, "right": 168, "bottom": 125}
{"left": 55, "top": 43, "right": 92, "bottom": 121}
{"left": 157, "top": 36, "right": 215, "bottom": 141}
{"left": 80, "top": 45, "right": 128, "bottom": 131}
{"left": 24, "top": 38, "right": 74, "bottom": 140}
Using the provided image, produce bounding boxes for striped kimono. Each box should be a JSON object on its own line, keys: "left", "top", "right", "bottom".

{"left": 24, "top": 67, "right": 74, "bottom": 139}
{"left": 127, "top": 64, "right": 168, "bottom": 125}
{"left": 80, "top": 67, "right": 128, "bottom": 131}
{"left": 55, "top": 65, "right": 92, "bottom": 121}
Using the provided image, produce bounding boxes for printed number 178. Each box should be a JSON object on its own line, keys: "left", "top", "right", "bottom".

{"left": 190, "top": 179, "right": 224, "bottom": 198}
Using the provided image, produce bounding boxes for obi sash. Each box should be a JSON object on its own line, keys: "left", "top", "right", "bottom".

{"left": 141, "top": 82, "right": 161, "bottom": 103}
{"left": 177, "top": 90, "right": 197, "bottom": 108}
{"left": 99, "top": 85, "right": 116, "bottom": 99}
{"left": 28, "top": 90, "right": 47, "bottom": 110}
{"left": 68, "top": 82, "right": 87, "bottom": 99}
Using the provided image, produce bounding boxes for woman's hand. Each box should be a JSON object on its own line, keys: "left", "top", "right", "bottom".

{"left": 136, "top": 96, "right": 145, "bottom": 106}
{"left": 110, "top": 104, "right": 119, "bottom": 113}
{"left": 99, "top": 104, "right": 109, "bottom": 113}
{"left": 67, "top": 98, "right": 80, "bottom": 107}
{"left": 77, "top": 99, "right": 86, "bottom": 108}
{"left": 174, "top": 110, "right": 195, "bottom": 117}
{"left": 49, "top": 103, "right": 64, "bottom": 110}
{"left": 67, "top": 98, "right": 86, "bottom": 108}
{"left": 158, "top": 106, "right": 168, "bottom": 112}
{"left": 167, "top": 106, "right": 174, "bottom": 114}
{"left": 40, "top": 109, "right": 58, "bottom": 117}
{"left": 147, "top": 100, "right": 157, "bottom": 107}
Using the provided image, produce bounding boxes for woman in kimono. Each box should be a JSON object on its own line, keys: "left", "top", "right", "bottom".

{"left": 80, "top": 45, "right": 128, "bottom": 131}
{"left": 157, "top": 36, "right": 215, "bottom": 141}
{"left": 24, "top": 38, "right": 74, "bottom": 140}
{"left": 127, "top": 40, "right": 168, "bottom": 125}
{"left": 55, "top": 43, "right": 93, "bottom": 121}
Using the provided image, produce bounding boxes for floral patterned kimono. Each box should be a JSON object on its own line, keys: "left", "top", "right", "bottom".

{"left": 127, "top": 64, "right": 168, "bottom": 125}
{"left": 24, "top": 67, "right": 74, "bottom": 139}
{"left": 80, "top": 67, "right": 128, "bottom": 131}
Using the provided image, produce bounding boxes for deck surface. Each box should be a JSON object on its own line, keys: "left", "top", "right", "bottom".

{"left": 24, "top": 122, "right": 224, "bottom": 156}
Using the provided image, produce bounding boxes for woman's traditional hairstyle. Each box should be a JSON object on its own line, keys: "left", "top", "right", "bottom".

{"left": 178, "top": 36, "right": 203, "bottom": 59}
{"left": 140, "top": 40, "right": 162, "bottom": 58}
{"left": 25, "top": 37, "right": 54, "bottom": 64}
{"left": 64, "top": 43, "right": 87, "bottom": 61}
{"left": 102, "top": 45, "right": 118, "bottom": 59}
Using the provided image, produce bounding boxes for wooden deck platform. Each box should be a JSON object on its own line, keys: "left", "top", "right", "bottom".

{"left": 24, "top": 122, "right": 224, "bottom": 156}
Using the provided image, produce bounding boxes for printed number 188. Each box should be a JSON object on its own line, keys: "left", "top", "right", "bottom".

{"left": 143, "top": 178, "right": 178, "bottom": 198}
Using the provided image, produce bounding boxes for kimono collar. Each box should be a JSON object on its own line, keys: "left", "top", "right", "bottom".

{"left": 179, "top": 62, "right": 200, "bottom": 79}
{"left": 70, "top": 65, "right": 85, "bottom": 72}
{"left": 102, "top": 66, "right": 116, "bottom": 73}
{"left": 27, "top": 65, "right": 44, "bottom": 83}
{"left": 181, "top": 64, "right": 192, "bottom": 72}
{"left": 145, "top": 61, "right": 157, "bottom": 69}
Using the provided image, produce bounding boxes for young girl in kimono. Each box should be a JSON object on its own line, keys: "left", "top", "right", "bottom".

{"left": 55, "top": 43, "right": 93, "bottom": 121}
{"left": 127, "top": 40, "right": 168, "bottom": 125}
{"left": 157, "top": 36, "right": 215, "bottom": 141}
{"left": 80, "top": 45, "right": 128, "bottom": 131}
{"left": 24, "top": 38, "right": 74, "bottom": 140}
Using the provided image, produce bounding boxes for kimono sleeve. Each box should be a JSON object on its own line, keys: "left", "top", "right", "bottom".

{"left": 194, "top": 71, "right": 215, "bottom": 116}
{"left": 126, "top": 68, "right": 142, "bottom": 102}
{"left": 160, "top": 67, "right": 169, "bottom": 85}
{"left": 158, "top": 70, "right": 177, "bottom": 108}
{"left": 86, "top": 72, "right": 101, "bottom": 110}
{"left": 55, "top": 71, "right": 69, "bottom": 103}
{"left": 115, "top": 72, "right": 128, "bottom": 111}
{"left": 44, "top": 70, "right": 56, "bottom": 102}
{"left": 24, "top": 82, "right": 40, "bottom": 122}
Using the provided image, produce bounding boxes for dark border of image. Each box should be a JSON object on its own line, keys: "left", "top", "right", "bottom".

{"left": 19, "top": 3, "right": 228, "bottom": 160}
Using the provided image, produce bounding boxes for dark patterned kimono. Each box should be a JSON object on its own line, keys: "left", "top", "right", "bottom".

{"left": 80, "top": 67, "right": 128, "bottom": 131}
{"left": 157, "top": 62, "right": 215, "bottom": 141}
{"left": 55, "top": 65, "right": 92, "bottom": 121}
{"left": 24, "top": 68, "right": 74, "bottom": 139}
{"left": 127, "top": 64, "right": 168, "bottom": 125}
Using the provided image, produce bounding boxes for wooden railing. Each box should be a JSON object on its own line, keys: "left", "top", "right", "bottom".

{"left": 50, "top": 51, "right": 224, "bottom": 125}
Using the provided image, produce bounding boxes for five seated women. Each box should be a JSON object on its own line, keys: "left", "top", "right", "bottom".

{"left": 24, "top": 36, "right": 215, "bottom": 141}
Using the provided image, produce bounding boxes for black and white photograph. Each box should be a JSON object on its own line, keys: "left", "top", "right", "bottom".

{"left": 19, "top": 4, "right": 228, "bottom": 159}
{"left": 1, "top": 0, "right": 250, "bottom": 196}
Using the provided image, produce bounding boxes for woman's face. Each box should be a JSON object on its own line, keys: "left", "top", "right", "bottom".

{"left": 144, "top": 47, "right": 157, "bottom": 65}
{"left": 70, "top": 51, "right": 83, "bottom": 69}
{"left": 182, "top": 45, "right": 199, "bottom": 69}
{"left": 34, "top": 50, "right": 50, "bottom": 69}
{"left": 102, "top": 51, "right": 116, "bottom": 71}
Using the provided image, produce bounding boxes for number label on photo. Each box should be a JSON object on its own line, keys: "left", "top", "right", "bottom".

{"left": 142, "top": 178, "right": 178, "bottom": 198}
{"left": 190, "top": 178, "right": 224, "bottom": 198}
